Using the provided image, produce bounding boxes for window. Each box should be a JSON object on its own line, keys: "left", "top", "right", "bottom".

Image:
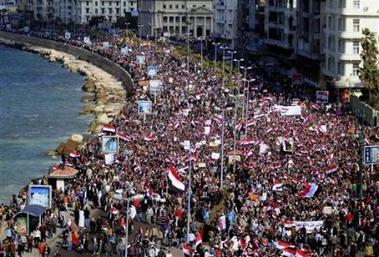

{"left": 193, "top": 5, "right": 196, "bottom": 8}
{"left": 123, "top": 2, "right": 125, "bottom": 6}
{"left": 109, "top": 1, "right": 111, "bottom": 6}
{"left": 353, "top": 41, "right": 360, "bottom": 54}
{"left": 86, "top": 7, "right": 89, "bottom": 13}
{"left": 353, "top": 0, "right": 360, "bottom": 8}
{"left": 352, "top": 63, "right": 359, "bottom": 76}
{"left": 169, "top": 4, "right": 172, "bottom": 9}
{"left": 182, "top": 5, "right": 185, "bottom": 9}
{"left": 328, "top": 36, "right": 335, "bottom": 50}
{"left": 353, "top": 19, "right": 360, "bottom": 32}
{"left": 338, "top": 17, "right": 344, "bottom": 31}
{"left": 101, "top": 8, "right": 105, "bottom": 13}
{"left": 169, "top": 16, "right": 174, "bottom": 22}
{"left": 163, "top": 4, "right": 166, "bottom": 9}
{"left": 116, "top": 2, "right": 119, "bottom": 6}
{"left": 338, "top": 0, "right": 345, "bottom": 8}
{"left": 328, "top": 16, "right": 332, "bottom": 29}
{"left": 86, "top": 1, "right": 89, "bottom": 6}
{"left": 95, "top": 1, "right": 97, "bottom": 6}
{"left": 95, "top": 8, "right": 98, "bottom": 14}
{"left": 108, "top": 8, "right": 112, "bottom": 13}
{"left": 338, "top": 62, "right": 344, "bottom": 76}
{"left": 338, "top": 39, "right": 345, "bottom": 53}
{"left": 116, "top": 8, "right": 119, "bottom": 14}
{"left": 101, "top": 1, "right": 104, "bottom": 6}
{"left": 175, "top": 4, "right": 178, "bottom": 9}
{"left": 163, "top": 16, "right": 167, "bottom": 23}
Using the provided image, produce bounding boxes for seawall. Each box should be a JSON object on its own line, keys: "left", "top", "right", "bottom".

{"left": 0, "top": 31, "right": 134, "bottom": 96}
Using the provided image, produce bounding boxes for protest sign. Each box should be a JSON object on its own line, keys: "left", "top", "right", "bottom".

{"left": 28, "top": 185, "right": 52, "bottom": 208}
{"left": 147, "top": 65, "right": 158, "bottom": 77}
{"left": 102, "top": 41, "right": 110, "bottom": 49}
{"left": 316, "top": 91, "right": 329, "bottom": 103}
{"left": 101, "top": 136, "right": 119, "bottom": 154}
{"left": 83, "top": 36, "right": 91, "bottom": 45}
{"left": 137, "top": 100, "right": 152, "bottom": 114}
{"left": 149, "top": 80, "right": 162, "bottom": 95}
{"left": 64, "top": 32, "right": 71, "bottom": 40}
{"left": 136, "top": 55, "right": 145, "bottom": 64}
{"left": 364, "top": 145, "right": 379, "bottom": 164}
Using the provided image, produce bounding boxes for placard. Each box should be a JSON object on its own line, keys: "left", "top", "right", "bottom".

{"left": 28, "top": 185, "right": 52, "bottom": 208}
{"left": 83, "top": 36, "right": 91, "bottom": 45}
{"left": 364, "top": 145, "right": 379, "bottom": 164}
{"left": 102, "top": 41, "right": 110, "bottom": 49}
{"left": 316, "top": 91, "right": 329, "bottom": 103}
{"left": 147, "top": 65, "right": 158, "bottom": 77}
{"left": 149, "top": 80, "right": 162, "bottom": 95}
{"left": 137, "top": 100, "right": 152, "bottom": 114}
{"left": 101, "top": 136, "right": 119, "bottom": 154}
{"left": 64, "top": 32, "right": 71, "bottom": 40}
{"left": 121, "top": 47, "right": 129, "bottom": 55}
{"left": 136, "top": 55, "right": 145, "bottom": 64}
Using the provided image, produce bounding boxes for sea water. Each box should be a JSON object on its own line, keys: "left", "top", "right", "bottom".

{"left": 0, "top": 45, "right": 92, "bottom": 203}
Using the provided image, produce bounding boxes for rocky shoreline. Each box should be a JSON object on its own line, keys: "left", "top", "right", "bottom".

{"left": 0, "top": 38, "right": 127, "bottom": 157}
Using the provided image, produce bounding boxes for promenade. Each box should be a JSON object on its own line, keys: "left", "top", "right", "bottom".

{"left": 0, "top": 31, "right": 377, "bottom": 257}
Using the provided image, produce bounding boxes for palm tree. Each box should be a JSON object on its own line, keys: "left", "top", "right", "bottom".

{"left": 359, "top": 28, "right": 379, "bottom": 106}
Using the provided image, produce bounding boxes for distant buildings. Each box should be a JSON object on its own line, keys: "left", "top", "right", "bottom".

{"left": 137, "top": 0, "right": 213, "bottom": 38}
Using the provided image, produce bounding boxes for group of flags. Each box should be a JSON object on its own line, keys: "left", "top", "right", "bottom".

{"left": 182, "top": 228, "right": 203, "bottom": 257}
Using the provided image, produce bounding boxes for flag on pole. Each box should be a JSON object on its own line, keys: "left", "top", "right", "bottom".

{"left": 238, "top": 138, "right": 255, "bottom": 146}
{"left": 182, "top": 243, "right": 192, "bottom": 257}
{"left": 296, "top": 249, "right": 312, "bottom": 257}
{"left": 69, "top": 151, "right": 81, "bottom": 158}
{"left": 299, "top": 183, "right": 318, "bottom": 198}
{"left": 167, "top": 165, "right": 185, "bottom": 192}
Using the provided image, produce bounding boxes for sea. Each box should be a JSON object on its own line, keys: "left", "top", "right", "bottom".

{"left": 0, "top": 45, "right": 92, "bottom": 204}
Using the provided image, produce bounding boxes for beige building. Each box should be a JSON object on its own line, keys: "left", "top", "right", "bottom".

{"left": 138, "top": 0, "right": 213, "bottom": 38}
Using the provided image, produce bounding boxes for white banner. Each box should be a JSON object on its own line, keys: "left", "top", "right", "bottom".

{"left": 285, "top": 220, "right": 324, "bottom": 233}
{"left": 105, "top": 153, "right": 115, "bottom": 164}
{"left": 273, "top": 105, "right": 302, "bottom": 116}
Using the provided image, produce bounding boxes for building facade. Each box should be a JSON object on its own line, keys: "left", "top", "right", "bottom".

{"left": 212, "top": 0, "right": 239, "bottom": 48}
{"left": 138, "top": 0, "right": 213, "bottom": 38}
{"left": 322, "top": 0, "right": 379, "bottom": 88}
{"left": 264, "top": 0, "right": 297, "bottom": 49}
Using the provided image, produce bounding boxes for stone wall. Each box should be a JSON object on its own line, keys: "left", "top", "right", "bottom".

{"left": 0, "top": 31, "right": 134, "bottom": 96}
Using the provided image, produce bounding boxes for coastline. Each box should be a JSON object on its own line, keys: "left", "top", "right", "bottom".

{"left": 0, "top": 39, "right": 127, "bottom": 200}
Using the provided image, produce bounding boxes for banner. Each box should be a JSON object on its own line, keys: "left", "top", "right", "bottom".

{"left": 294, "top": 220, "right": 324, "bottom": 233}
{"left": 105, "top": 153, "right": 115, "bottom": 164}
{"left": 316, "top": 91, "right": 329, "bottom": 103}
{"left": 136, "top": 55, "right": 145, "bottom": 65}
{"left": 101, "top": 136, "right": 119, "bottom": 154}
{"left": 147, "top": 65, "right": 158, "bottom": 77}
{"left": 137, "top": 100, "right": 152, "bottom": 114}
{"left": 28, "top": 185, "right": 52, "bottom": 208}
{"left": 364, "top": 145, "right": 379, "bottom": 164}
{"left": 273, "top": 105, "right": 302, "bottom": 116}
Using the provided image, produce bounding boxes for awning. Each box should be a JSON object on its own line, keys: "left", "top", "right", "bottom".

{"left": 18, "top": 205, "right": 46, "bottom": 217}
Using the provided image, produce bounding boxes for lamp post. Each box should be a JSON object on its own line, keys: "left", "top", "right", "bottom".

{"left": 240, "top": 66, "right": 252, "bottom": 121}
{"left": 186, "top": 142, "right": 192, "bottom": 242}
{"left": 233, "top": 58, "right": 244, "bottom": 75}
{"left": 220, "top": 46, "right": 228, "bottom": 89}
{"left": 212, "top": 42, "right": 221, "bottom": 69}
{"left": 228, "top": 50, "right": 237, "bottom": 69}
{"left": 199, "top": 37, "right": 204, "bottom": 69}
{"left": 242, "top": 78, "right": 255, "bottom": 137}
{"left": 137, "top": 24, "right": 144, "bottom": 39}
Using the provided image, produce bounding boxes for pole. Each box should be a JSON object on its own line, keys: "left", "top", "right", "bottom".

{"left": 244, "top": 81, "right": 250, "bottom": 137}
{"left": 186, "top": 144, "right": 192, "bottom": 243}
{"left": 220, "top": 108, "right": 225, "bottom": 188}
{"left": 200, "top": 38, "right": 203, "bottom": 70}
{"left": 358, "top": 126, "right": 364, "bottom": 199}
{"left": 214, "top": 43, "right": 217, "bottom": 69}
{"left": 124, "top": 199, "right": 130, "bottom": 257}
{"left": 232, "top": 98, "right": 237, "bottom": 174}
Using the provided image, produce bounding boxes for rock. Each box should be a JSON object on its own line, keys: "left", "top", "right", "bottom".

{"left": 71, "top": 134, "right": 83, "bottom": 143}
{"left": 81, "top": 94, "right": 96, "bottom": 103}
{"left": 56, "top": 139, "right": 79, "bottom": 155}
{"left": 83, "top": 78, "right": 96, "bottom": 92}
{"left": 80, "top": 104, "right": 95, "bottom": 115}
{"left": 96, "top": 113, "right": 113, "bottom": 124}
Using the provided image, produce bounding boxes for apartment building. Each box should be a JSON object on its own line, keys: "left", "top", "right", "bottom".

{"left": 138, "top": 0, "right": 213, "bottom": 38}
{"left": 264, "top": 0, "right": 297, "bottom": 49}
{"left": 212, "top": 0, "right": 239, "bottom": 48}
{"left": 322, "top": 0, "right": 379, "bottom": 88}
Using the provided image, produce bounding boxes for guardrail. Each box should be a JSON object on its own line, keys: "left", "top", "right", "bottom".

{"left": 0, "top": 31, "right": 134, "bottom": 96}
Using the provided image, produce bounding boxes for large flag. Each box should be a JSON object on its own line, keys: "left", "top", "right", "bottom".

{"left": 299, "top": 183, "right": 318, "bottom": 198}
{"left": 295, "top": 249, "right": 312, "bottom": 257}
{"left": 167, "top": 165, "right": 185, "bottom": 192}
{"left": 116, "top": 131, "right": 131, "bottom": 142}
{"left": 238, "top": 138, "right": 255, "bottom": 146}
{"left": 182, "top": 243, "right": 192, "bottom": 257}
{"left": 282, "top": 248, "right": 296, "bottom": 257}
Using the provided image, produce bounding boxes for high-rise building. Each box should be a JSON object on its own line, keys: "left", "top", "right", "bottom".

{"left": 264, "top": 0, "right": 296, "bottom": 50}
{"left": 137, "top": 0, "right": 213, "bottom": 38}
{"left": 322, "top": 0, "right": 379, "bottom": 88}
{"left": 212, "top": 0, "right": 239, "bottom": 48}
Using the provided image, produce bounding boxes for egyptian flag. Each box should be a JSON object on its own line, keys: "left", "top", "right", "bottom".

{"left": 274, "top": 241, "right": 295, "bottom": 250}
{"left": 296, "top": 249, "right": 312, "bottom": 257}
{"left": 282, "top": 248, "right": 296, "bottom": 257}
{"left": 144, "top": 134, "right": 156, "bottom": 142}
{"left": 299, "top": 183, "right": 318, "bottom": 198}
{"left": 195, "top": 227, "right": 203, "bottom": 248}
{"left": 182, "top": 243, "right": 192, "bottom": 257}
{"left": 238, "top": 138, "right": 255, "bottom": 146}
{"left": 102, "top": 124, "right": 116, "bottom": 133}
{"left": 116, "top": 131, "right": 131, "bottom": 142}
{"left": 325, "top": 164, "right": 337, "bottom": 175}
{"left": 167, "top": 165, "right": 185, "bottom": 192}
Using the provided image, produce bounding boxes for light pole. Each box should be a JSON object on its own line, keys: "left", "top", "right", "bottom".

{"left": 137, "top": 24, "right": 144, "bottom": 39}
{"left": 228, "top": 50, "right": 237, "bottom": 70}
{"left": 242, "top": 78, "right": 255, "bottom": 137}
{"left": 186, "top": 142, "right": 192, "bottom": 242}
{"left": 212, "top": 42, "right": 221, "bottom": 69}
{"left": 199, "top": 37, "right": 204, "bottom": 69}
{"left": 220, "top": 46, "right": 228, "bottom": 89}
{"left": 240, "top": 66, "right": 252, "bottom": 121}
{"left": 233, "top": 58, "right": 244, "bottom": 75}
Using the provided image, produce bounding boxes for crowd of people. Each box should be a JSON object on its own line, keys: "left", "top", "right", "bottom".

{"left": 0, "top": 29, "right": 378, "bottom": 257}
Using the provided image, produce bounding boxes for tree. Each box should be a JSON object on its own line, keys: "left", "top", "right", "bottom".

{"left": 359, "top": 28, "right": 379, "bottom": 108}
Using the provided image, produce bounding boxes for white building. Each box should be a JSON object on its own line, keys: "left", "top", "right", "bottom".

{"left": 212, "top": 0, "right": 239, "bottom": 49}
{"left": 138, "top": 0, "right": 213, "bottom": 38}
{"left": 322, "top": 0, "right": 379, "bottom": 88}
{"left": 264, "top": 0, "right": 297, "bottom": 49}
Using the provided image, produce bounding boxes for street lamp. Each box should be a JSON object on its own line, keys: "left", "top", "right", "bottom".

{"left": 220, "top": 46, "right": 228, "bottom": 89}
{"left": 198, "top": 37, "right": 204, "bottom": 69}
{"left": 186, "top": 142, "right": 193, "bottom": 243}
{"left": 233, "top": 58, "right": 244, "bottom": 75}
{"left": 240, "top": 66, "right": 252, "bottom": 120}
{"left": 137, "top": 24, "right": 144, "bottom": 39}
{"left": 227, "top": 50, "right": 237, "bottom": 69}
{"left": 242, "top": 78, "right": 255, "bottom": 137}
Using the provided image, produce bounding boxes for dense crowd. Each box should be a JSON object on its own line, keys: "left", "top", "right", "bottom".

{"left": 1, "top": 30, "right": 378, "bottom": 257}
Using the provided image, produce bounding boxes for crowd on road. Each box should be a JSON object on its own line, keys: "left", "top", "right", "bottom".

{"left": 0, "top": 29, "right": 378, "bottom": 257}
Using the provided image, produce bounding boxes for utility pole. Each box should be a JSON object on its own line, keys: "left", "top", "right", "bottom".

{"left": 186, "top": 142, "right": 192, "bottom": 242}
